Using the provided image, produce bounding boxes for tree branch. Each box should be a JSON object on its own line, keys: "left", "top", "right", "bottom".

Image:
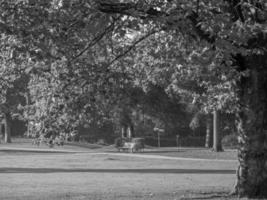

{"left": 96, "top": 1, "right": 215, "bottom": 44}
{"left": 71, "top": 16, "right": 120, "bottom": 62}
{"left": 107, "top": 30, "right": 158, "bottom": 67}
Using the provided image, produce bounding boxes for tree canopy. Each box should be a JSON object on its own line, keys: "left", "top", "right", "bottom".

{"left": 0, "top": 0, "right": 267, "bottom": 197}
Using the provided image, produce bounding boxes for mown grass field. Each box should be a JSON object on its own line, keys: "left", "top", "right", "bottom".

{"left": 0, "top": 138, "right": 250, "bottom": 200}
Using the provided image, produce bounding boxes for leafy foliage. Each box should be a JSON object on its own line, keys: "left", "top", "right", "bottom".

{"left": 0, "top": 0, "right": 265, "bottom": 134}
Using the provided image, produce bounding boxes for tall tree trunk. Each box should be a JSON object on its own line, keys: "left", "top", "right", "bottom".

{"left": 121, "top": 126, "right": 126, "bottom": 138}
{"left": 205, "top": 115, "right": 212, "bottom": 148}
{"left": 213, "top": 110, "right": 223, "bottom": 152}
{"left": 0, "top": 123, "right": 4, "bottom": 141}
{"left": 25, "top": 92, "right": 30, "bottom": 137}
{"left": 234, "top": 60, "right": 267, "bottom": 197}
{"left": 3, "top": 113, "right": 12, "bottom": 143}
{"left": 127, "top": 126, "right": 132, "bottom": 138}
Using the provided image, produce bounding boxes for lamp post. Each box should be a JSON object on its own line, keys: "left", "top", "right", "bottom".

{"left": 154, "top": 127, "right": 164, "bottom": 148}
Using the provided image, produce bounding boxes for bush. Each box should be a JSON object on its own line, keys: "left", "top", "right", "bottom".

{"left": 97, "top": 139, "right": 107, "bottom": 145}
{"left": 114, "top": 138, "right": 121, "bottom": 148}
{"left": 222, "top": 134, "right": 238, "bottom": 148}
{"left": 180, "top": 136, "right": 205, "bottom": 147}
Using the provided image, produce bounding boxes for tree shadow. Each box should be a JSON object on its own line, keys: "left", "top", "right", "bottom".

{"left": 182, "top": 194, "right": 229, "bottom": 200}
{"left": 139, "top": 150, "right": 186, "bottom": 153}
{"left": 180, "top": 192, "right": 232, "bottom": 200}
{"left": 105, "top": 150, "right": 186, "bottom": 153}
{"left": 0, "top": 167, "right": 236, "bottom": 174}
{"left": 0, "top": 150, "right": 73, "bottom": 154}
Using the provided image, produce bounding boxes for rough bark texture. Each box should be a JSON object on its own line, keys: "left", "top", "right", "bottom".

{"left": 3, "top": 113, "right": 11, "bottom": 143}
{"left": 205, "top": 115, "right": 212, "bottom": 148}
{"left": 213, "top": 110, "right": 223, "bottom": 152}
{"left": 235, "top": 55, "right": 267, "bottom": 197}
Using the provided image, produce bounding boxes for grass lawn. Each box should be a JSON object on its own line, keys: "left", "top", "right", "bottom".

{"left": 140, "top": 147, "right": 238, "bottom": 161}
{"left": 0, "top": 138, "right": 249, "bottom": 200}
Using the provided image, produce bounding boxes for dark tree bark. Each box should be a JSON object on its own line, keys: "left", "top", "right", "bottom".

{"left": 213, "top": 110, "right": 223, "bottom": 152}
{"left": 3, "top": 113, "right": 12, "bottom": 143}
{"left": 234, "top": 55, "right": 267, "bottom": 197}
{"left": 205, "top": 115, "right": 212, "bottom": 148}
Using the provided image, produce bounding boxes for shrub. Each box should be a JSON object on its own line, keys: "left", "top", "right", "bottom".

{"left": 114, "top": 137, "right": 123, "bottom": 148}
{"left": 97, "top": 139, "right": 107, "bottom": 145}
{"left": 222, "top": 134, "right": 238, "bottom": 148}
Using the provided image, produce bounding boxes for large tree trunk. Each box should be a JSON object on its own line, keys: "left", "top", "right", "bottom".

{"left": 3, "top": 113, "right": 12, "bottom": 143}
{"left": 205, "top": 115, "right": 212, "bottom": 148}
{"left": 213, "top": 110, "right": 223, "bottom": 152}
{"left": 234, "top": 57, "right": 267, "bottom": 197}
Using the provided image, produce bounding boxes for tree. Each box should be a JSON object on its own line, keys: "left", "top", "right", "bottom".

{"left": 205, "top": 114, "right": 212, "bottom": 148}
{"left": 94, "top": 1, "right": 267, "bottom": 196}
{"left": 213, "top": 110, "right": 223, "bottom": 152}
{"left": 0, "top": 0, "right": 267, "bottom": 197}
{"left": 0, "top": 75, "right": 28, "bottom": 143}
{"left": 0, "top": 34, "right": 29, "bottom": 143}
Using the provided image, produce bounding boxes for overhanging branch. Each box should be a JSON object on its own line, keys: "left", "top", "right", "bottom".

{"left": 107, "top": 29, "right": 158, "bottom": 67}
{"left": 71, "top": 16, "right": 120, "bottom": 62}
{"left": 96, "top": 0, "right": 215, "bottom": 44}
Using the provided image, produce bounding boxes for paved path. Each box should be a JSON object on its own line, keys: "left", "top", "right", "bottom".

{"left": 0, "top": 147, "right": 87, "bottom": 153}
{"left": 0, "top": 146, "right": 237, "bottom": 163}
{"left": 91, "top": 152, "right": 238, "bottom": 163}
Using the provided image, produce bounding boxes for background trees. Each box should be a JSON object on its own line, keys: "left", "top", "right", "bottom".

{"left": 0, "top": 34, "right": 28, "bottom": 143}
